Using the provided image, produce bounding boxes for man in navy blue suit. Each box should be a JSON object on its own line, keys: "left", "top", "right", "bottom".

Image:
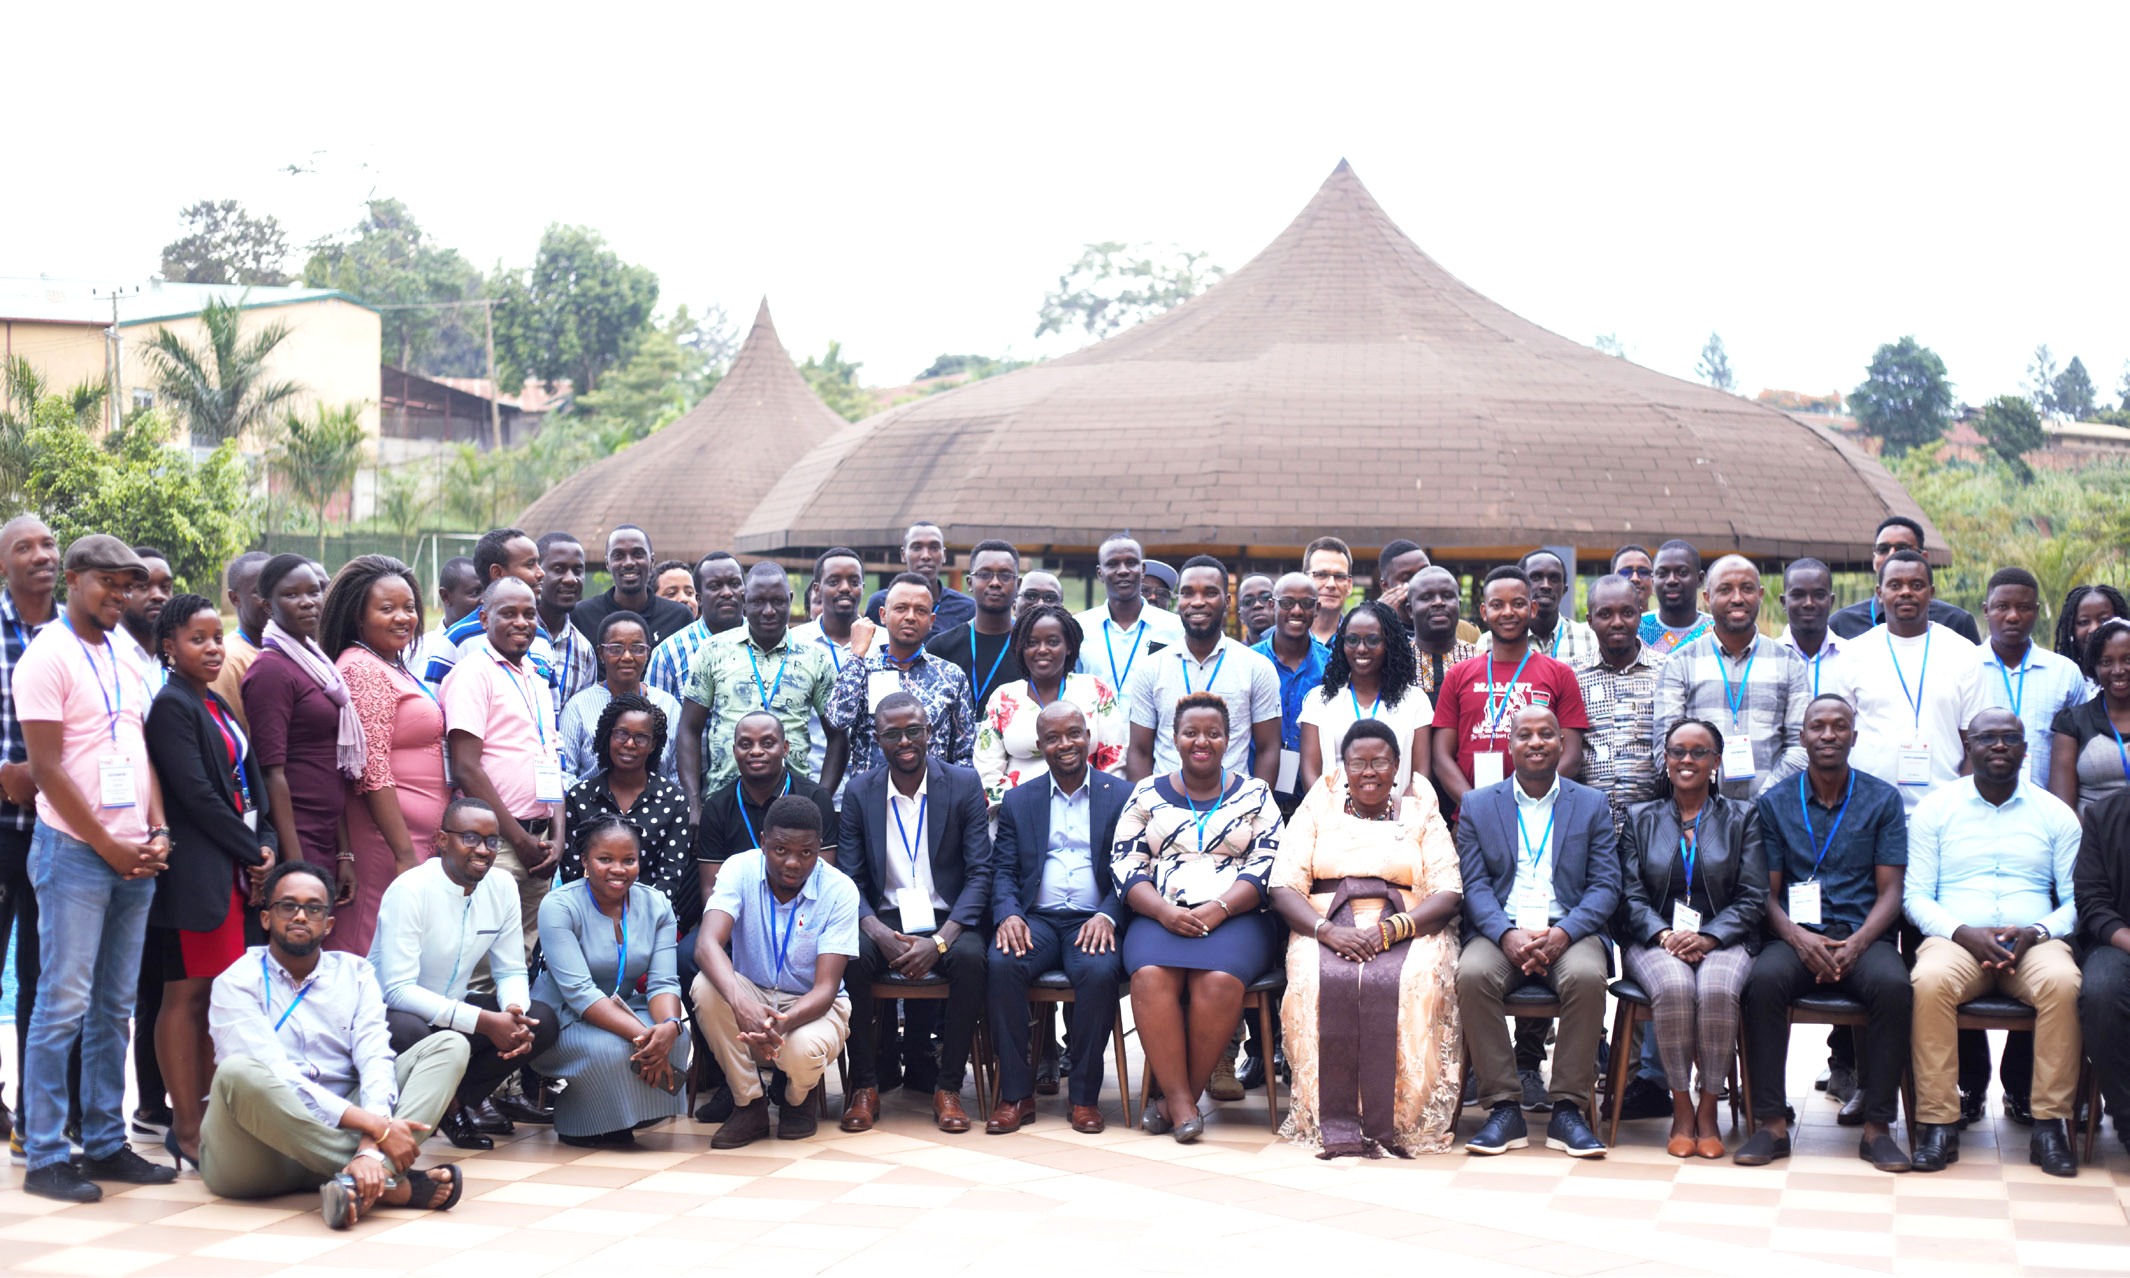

{"left": 984, "top": 703, "right": 1130, "bottom": 1135}
{"left": 1454, "top": 705, "right": 1621, "bottom": 1159}
{"left": 837, "top": 693, "right": 993, "bottom": 1135}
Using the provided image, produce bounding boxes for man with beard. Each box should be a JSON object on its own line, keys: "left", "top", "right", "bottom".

{"left": 1575, "top": 574, "right": 1666, "bottom": 831}
{"left": 823, "top": 574, "right": 978, "bottom": 790}
{"left": 864, "top": 521, "right": 975, "bottom": 638}
{"left": 118, "top": 547, "right": 175, "bottom": 1138}
{"left": 117, "top": 547, "right": 174, "bottom": 695}
{"left": 1653, "top": 555, "right": 1809, "bottom": 801}
{"left": 571, "top": 525, "right": 694, "bottom": 649}
{"left": 1778, "top": 558, "right": 1846, "bottom": 700}
{"left": 679, "top": 563, "right": 835, "bottom": 821}
{"left": 1828, "top": 516, "right": 1980, "bottom": 643}
{"left": 791, "top": 548, "right": 878, "bottom": 794}
{"left": 370, "top": 798, "right": 559, "bottom": 1150}
{"left": 645, "top": 551, "right": 747, "bottom": 703}
{"left": 423, "top": 528, "right": 558, "bottom": 698}
{"left": 203, "top": 861, "right": 470, "bottom": 1228}
{"left": 1074, "top": 534, "right": 1182, "bottom": 725}
{"left": 535, "top": 533, "right": 596, "bottom": 711}
{"left": 926, "top": 541, "right": 1024, "bottom": 716}
{"left": 1122, "top": 556, "right": 1282, "bottom": 789}
{"left": 1251, "top": 571, "right": 1329, "bottom": 812}
{"left": 1837, "top": 551, "right": 1984, "bottom": 812}
{"left": 1521, "top": 549, "right": 1597, "bottom": 665}
{"left": 1639, "top": 541, "right": 1713, "bottom": 656}
{"left": 1409, "top": 565, "right": 1481, "bottom": 701}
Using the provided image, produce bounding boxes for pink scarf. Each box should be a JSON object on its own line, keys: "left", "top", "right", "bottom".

{"left": 263, "top": 619, "right": 366, "bottom": 779}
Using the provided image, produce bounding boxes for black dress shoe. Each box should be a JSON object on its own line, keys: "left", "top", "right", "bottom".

{"left": 1732, "top": 1128, "right": 1791, "bottom": 1166}
{"left": 2005, "top": 1093, "right": 2034, "bottom": 1126}
{"left": 1909, "top": 1123, "right": 1958, "bottom": 1172}
{"left": 441, "top": 1105, "right": 495, "bottom": 1150}
{"left": 1608, "top": 1078, "right": 1672, "bottom": 1123}
{"left": 470, "top": 1097, "right": 514, "bottom": 1134}
{"left": 1545, "top": 1103, "right": 1606, "bottom": 1158}
{"left": 1957, "top": 1089, "right": 1984, "bottom": 1129}
{"left": 1859, "top": 1132, "right": 1911, "bottom": 1173}
{"left": 1815, "top": 1067, "right": 1831, "bottom": 1092}
{"left": 1837, "top": 1089, "right": 1865, "bottom": 1127}
{"left": 493, "top": 1092, "right": 555, "bottom": 1125}
{"left": 1465, "top": 1102, "right": 1528, "bottom": 1155}
{"left": 2030, "top": 1118, "right": 2077, "bottom": 1177}
{"left": 1236, "top": 1051, "right": 1266, "bottom": 1091}
{"left": 23, "top": 1162, "right": 101, "bottom": 1202}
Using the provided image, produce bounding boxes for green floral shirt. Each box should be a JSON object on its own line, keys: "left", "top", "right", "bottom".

{"left": 683, "top": 629, "right": 835, "bottom": 791}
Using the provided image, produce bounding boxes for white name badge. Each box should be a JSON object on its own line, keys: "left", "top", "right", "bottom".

{"left": 1277, "top": 748, "right": 1300, "bottom": 794}
{"left": 1789, "top": 879, "right": 1823, "bottom": 928}
{"left": 533, "top": 760, "right": 565, "bottom": 804}
{"left": 1721, "top": 732, "right": 1756, "bottom": 781}
{"left": 866, "top": 670, "right": 902, "bottom": 713}
{"left": 242, "top": 809, "right": 258, "bottom": 832}
{"left": 98, "top": 757, "right": 138, "bottom": 809}
{"left": 1895, "top": 746, "right": 1932, "bottom": 786}
{"left": 1671, "top": 901, "right": 1702, "bottom": 935}
{"left": 1473, "top": 750, "right": 1506, "bottom": 789}
{"left": 894, "top": 887, "right": 938, "bottom": 935}
{"left": 1514, "top": 887, "right": 1550, "bottom": 933}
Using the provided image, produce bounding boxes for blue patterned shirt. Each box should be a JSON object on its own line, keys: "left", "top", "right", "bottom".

{"left": 0, "top": 591, "right": 57, "bottom": 832}
{"left": 825, "top": 647, "right": 977, "bottom": 775}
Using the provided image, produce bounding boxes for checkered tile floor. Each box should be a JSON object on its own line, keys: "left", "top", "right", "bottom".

{"left": 2, "top": 1028, "right": 2126, "bottom": 1278}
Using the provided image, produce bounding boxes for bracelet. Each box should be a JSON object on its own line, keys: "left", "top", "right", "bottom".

{"left": 933, "top": 934, "right": 949, "bottom": 954}
{"left": 1312, "top": 917, "right": 1330, "bottom": 938}
{"left": 1378, "top": 921, "right": 1393, "bottom": 949}
{"left": 336, "top": 853, "right": 357, "bottom": 863}
{"left": 1211, "top": 898, "right": 1232, "bottom": 918}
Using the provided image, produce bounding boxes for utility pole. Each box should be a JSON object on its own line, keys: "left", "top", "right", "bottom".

{"left": 483, "top": 299, "right": 501, "bottom": 452}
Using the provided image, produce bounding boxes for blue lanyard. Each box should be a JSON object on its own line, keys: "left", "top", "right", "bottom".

{"left": 1678, "top": 811, "right": 1701, "bottom": 894}
{"left": 61, "top": 615, "right": 121, "bottom": 741}
{"left": 815, "top": 634, "right": 843, "bottom": 674}
{"left": 1796, "top": 771, "right": 1855, "bottom": 883}
{"left": 495, "top": 652, "right": 547, "bottom": 746}
{"left": 2110, "top": 717, "right": 2130, "bottom": 783}
{"left": 261, "top": 953, "right": 312, "bottom": 1031}
{"left": 969, "top": 629, "right": 1010, "bottom": 708}
{"left": 1515, "top": 801, "right": 1555, "bottom": 883}
{"left": 1485, "top": 647, "right": 1534, "bottom": 737}
{"left": 1810, "top": 646, "right": 1825, "bottom": 697}
{"left": 763, "top": 880, "right": 800, "bottom": 985}
{"left": 611, "top": 897, "right": 630, "bottom": 998}
{"left": 1885, "top": 629, "right": 1931, "bottom": 737}
{"left": 737, "top": 775, "right": 792, "bottom": 849}
{"left": 206, "top": 699, "right": 252, "bottom": 812}
{"left": 1181, "top": 648, "right": 1226, "bottom": 696}
{"left": 747, "top": 643, "right": 787, "bottom": 712}
{"left": 1995, "top": 654, "right": 2028, "bottom": 720}
{"left": 1183, "top": 786, "right": 1218, "bottom": 851}
{"left": 892, "top": 793, "right": 928, "bottom": 875}
{"left": 1101, "top": 619, "right": 1145, "bottom": 692}
{"left": 1716, "top": 637, "right": 1758, "bottom": 727}
{"left": 1349, "top": 686, "right": 1380, "bottom": 720}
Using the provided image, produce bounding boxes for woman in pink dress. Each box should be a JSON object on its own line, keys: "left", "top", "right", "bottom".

{"left": 322, "top": 555, "right": 449, "bottom": 954}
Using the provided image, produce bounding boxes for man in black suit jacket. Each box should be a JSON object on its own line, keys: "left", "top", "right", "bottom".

{"left": 1454, "top": 706, "right": 1620, "bottom": 1159}
{"left": 984, "top": 703, "right": 1129, "bottom": 1135}
{"left": 838, "top": 693, "right": 993, "bottom": 1134}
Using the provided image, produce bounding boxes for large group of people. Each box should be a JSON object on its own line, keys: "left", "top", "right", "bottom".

{"left": 2, "top": 509, "right": 2129, "bottom": 1233}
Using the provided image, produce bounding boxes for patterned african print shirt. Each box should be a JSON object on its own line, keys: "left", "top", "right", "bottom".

{"left": 1414, "top": 639, "right": 1482, "bottom": 702}
{"left": 683, "top": 628, "right": 835, "bottom": 792}
{"left": 1575, "top": 644, "right": 1667, "bottom": 831}
{"left": 1110, "top": 772, "right": 1283, "bottom": 908}
{"left": 825, "top": 646, "right": 978, "bottom": 775}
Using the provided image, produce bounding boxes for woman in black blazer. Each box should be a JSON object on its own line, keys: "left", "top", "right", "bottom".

{"left": 143, "top": 593, "right": 277, "bottom": 1168}
{"left": 1616, "top": 718, "right": 1767, "bottom": 1161}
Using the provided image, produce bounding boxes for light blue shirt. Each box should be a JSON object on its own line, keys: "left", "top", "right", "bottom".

{"left": 1511, "top": 774, "right": 1565, "bottom": 921}
{"left": 1974, "top": 643, "right": 2089, "bottom": 789}
{"left": 707, "top": 849, "right": 861, "bottom": 997}
{"left": 1037, "top": 776, "right": 1098, "bottom": 912}
{"left": 1904, "top": 777, "right": 2081, "bottom": 940}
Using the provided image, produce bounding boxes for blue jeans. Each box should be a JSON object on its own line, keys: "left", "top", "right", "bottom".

{"left": 24, "top": 822, "right": 153, "bottom": 1170}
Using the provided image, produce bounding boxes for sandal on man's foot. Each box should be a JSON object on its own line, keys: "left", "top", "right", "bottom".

{"left": 402, "top": 1164, "right": 464, "bottom": 1212}
{"left": 320, "top": 1176, "right": 361, "bottom": 1231}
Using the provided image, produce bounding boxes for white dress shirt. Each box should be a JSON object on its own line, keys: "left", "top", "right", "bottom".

{"left": 884, "top": 773, "right": 947, "bottom": 911}
{"left": 369, "top": 858, "right": 531, "bottom": 1032}
{"left": 209, "top": 947, "right": 398, "bottom": 1126}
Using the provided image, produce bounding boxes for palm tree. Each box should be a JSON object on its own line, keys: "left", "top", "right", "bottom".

{"left": 374, "top": 466, "right": 435, "bottom": 561}
{"left": 141, "top": 295, "right": 304, "bottom": 448}
{"left": 270, "top": 403, "right": 368, "bottom": 561}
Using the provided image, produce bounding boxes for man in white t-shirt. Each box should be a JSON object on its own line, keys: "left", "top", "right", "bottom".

{"left": 1074, "top": 534, "right": 1183, "bottom": 726}
{"left": 1122, "top": 556, "right": 1282, "bottom": 787}
{"left": 1838, "top": 550, "right": 1983, "bottom": 811}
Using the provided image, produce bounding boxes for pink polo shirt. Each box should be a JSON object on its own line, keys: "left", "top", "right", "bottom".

{"left": 441, "top": 642, "right": 555, "bottom": 820}
{"left": 14, "top": 619, "right": 154, "bottom": 843}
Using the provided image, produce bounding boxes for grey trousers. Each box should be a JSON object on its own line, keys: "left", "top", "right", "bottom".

{"left": 199, "top": 1033, "right": 468, "bottom": 1199}
{"left": 1621, "top": 942, "right": 1752, "bottom": 1096}
{"left": 1457, "top": 934, "right": 1609, "bottom": 1116}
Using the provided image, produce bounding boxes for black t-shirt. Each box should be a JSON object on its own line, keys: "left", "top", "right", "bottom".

{"left": 1827, "top": 597, "right": 1980, "bottom": 643}
{"left": 923, "top": 621, "right": 1024, "bottom": 716}
{"left": 696, "top": 770, "right": 840, "bottom": 865}
{"left": 573, "top": 588, "right": 696, "bottom": 649}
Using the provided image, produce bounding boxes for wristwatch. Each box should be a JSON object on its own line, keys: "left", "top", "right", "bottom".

{"left": 933, "top": 934, "right": 949, "bottom": 954}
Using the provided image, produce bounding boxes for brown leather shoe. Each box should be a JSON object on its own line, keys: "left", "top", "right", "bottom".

{"left": 985, "top": 1098, "right": 1035, "bottom": 1135}
{"left": 840, "top": 1087, "right": 879, "bottom": 1133}
{"left": 934, "top": 1089, "right": 972, "bottom": 1134}
{"left": 1070, "top": 1105, "right": 1106, "bottom": 1134}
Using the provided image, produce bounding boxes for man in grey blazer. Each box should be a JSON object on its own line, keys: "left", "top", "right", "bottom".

{"left": 1455, "top": 705, "right": 1621, "bottom": 1158}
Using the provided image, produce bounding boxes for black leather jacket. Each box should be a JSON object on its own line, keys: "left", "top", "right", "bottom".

{"left": 1615, "top": 792, "right": 1766, "bottom": 952}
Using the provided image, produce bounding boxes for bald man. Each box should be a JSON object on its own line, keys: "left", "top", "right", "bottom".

{"left": 0, "top": 514, "right": 60, "bottom": 1132}
{"left": 1251, "top": 571, "right": 1330, "bottom": 811}
{"left": 1652, "top": 554, "right": 1809, "bottom": 800}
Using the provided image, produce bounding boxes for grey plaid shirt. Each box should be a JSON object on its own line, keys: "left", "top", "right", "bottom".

{"left": 1575, "top": 644, "right": 1666, "bottom": 831}
{"left": 0, "top": 591, "right": 57, "bottom": 833}
{"left": 1653, "top": 631, "right": 1810, "bottom": 800}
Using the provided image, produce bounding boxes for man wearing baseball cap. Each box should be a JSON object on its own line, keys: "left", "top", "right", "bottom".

{"left": 15, "top": 534, "right": 178, "bottom": 1200}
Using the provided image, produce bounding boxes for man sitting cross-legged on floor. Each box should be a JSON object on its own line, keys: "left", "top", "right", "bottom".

{"left": 203, "top": 861, "right": 469, "bottom": 1230}
{"left": 693, "top": 794, "right": 859, "bottom": 1147}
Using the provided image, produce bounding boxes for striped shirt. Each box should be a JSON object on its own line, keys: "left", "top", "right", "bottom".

{"left": 0, "top": 591, "right": 57, "bottom": 833}
{"left": 1653, "top": 631, "right": 1810, "bottom": 800}
{"left": 1575, "top": 643, "right": 1667, "bottom": 830}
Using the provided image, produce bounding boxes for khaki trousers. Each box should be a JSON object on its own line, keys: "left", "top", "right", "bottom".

{"left": 199, "top": 1033, "right": 469, "bottom": 1199}
{"left": 1456, "top": 934, "right": 1609, "bottom": 1116}
{"left": 692, "top": 973, "right": 851, "bottom": 1106}
{"left": 493, "top": 837, "right": 551, "bottom": 959}
{"left": 1911, "top": 935, "right": 2082, "bottom": 1123}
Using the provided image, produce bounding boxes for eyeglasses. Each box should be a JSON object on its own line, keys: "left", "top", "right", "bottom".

{"left": 1274, "top": 598, "right": 1317, "bottom": 613}
{"left": 876, "top": 726, "right": 930, "bottom": 744}
{"left": 1342, "top": 633, "right": 1385, "bottom": 650}
{"left": 1345, "top": 757, "right": 1396, "bottom": 775}
{"left": 1616, "top": 566, "right": 1653, "bottom": 579}
{"left": 268, "top": 899, "right": 330, "bottom": 920}
{"left": 598, "top": 642, "right": 650, "bottom": 657}
{"left": 443, "top": 828, "right": 509, "bottom": 853}
{"left": 607, "top": 729, "right": 654, "bottom": 748}
{"left": 969, "top": 570, "right": 1017, "bottom": 585}
{"left": 1969, "top": 732, "right": 2024, "bottom": 749}
{"left": 1664, "top": 745, "right": 1716, "bottom": 761}
{"left": 1238, "top": 593, "right": 1274, "bottom": 606}
{"left": 1018, "top": 591, "right": 1063, "bottom": 606}
{"left": 1309, "top": 570, "right": 1353, "bottom": 584}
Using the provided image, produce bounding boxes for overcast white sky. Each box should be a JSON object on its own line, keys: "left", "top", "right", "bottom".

{"left": 9, "top": 3, "right": 2127, "bottom": 402}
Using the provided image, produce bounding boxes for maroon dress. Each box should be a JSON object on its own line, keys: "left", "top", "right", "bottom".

{"left": 241, "top": 646, "right": 349, "bottom": 882}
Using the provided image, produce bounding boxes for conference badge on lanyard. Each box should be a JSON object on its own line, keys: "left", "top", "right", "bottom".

{"left": 892, "top": 794, "right": 936, "bottom": 934}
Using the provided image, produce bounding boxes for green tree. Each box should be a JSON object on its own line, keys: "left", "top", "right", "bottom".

{"left": 800, "top": 341, "right": 870, "bottom": 422}
{"left": 2052, "top": 356, "right": 2096, "bottom": 421}
{"left": 1977, "top": 395, "right": 2045, "bottom": 481}
{"left": 1696, "top": 332, "right": 1735, "bottom": 392}
{"left": 2025, "top": 344, "right": 2061, "bottom": 414}
{"left": 373, "top": 466, "right": 435, "bottom": 561}
{"left": 492, "top": 225, "right": 658, "bottom": 394}
{"left": 303, "top": 198, "right": 486, "bottom": 374}
{"left": 159, "top": 199, "right": 291, "bottom": 285}
{"left": 140, "top": 295, "right": 304, "bottom": 447}
{"left": 270, "top": 403, "right": 368, "bottom": 560}
{"left": 574, "top": 305, "right": 731, "bottom": 449}
{"left": 1890, "top": 445, "right": 2124, "bottom": 623}
{"left": 1, "top": 358, "right": 107, "bottom": 514}
{"left": 1851, "top": 336, "right": 1953, "bottom": 455}
{"left": 1035, "top": 242, "right": 1225, "bottom": 341}
{"left": 25, "top": 410, "right": 255, "bottom": 593}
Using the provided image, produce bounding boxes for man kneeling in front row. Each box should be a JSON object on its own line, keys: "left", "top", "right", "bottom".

{"left": 203, "top": 862, "right": 469, "bottom": 1229}
{"left": 693, "top": 794, "right": 858, "bottom": 1147}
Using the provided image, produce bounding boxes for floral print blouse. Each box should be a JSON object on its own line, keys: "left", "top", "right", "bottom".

{"left": 1111, "top": 772, "right": 1284, "bottom": 910}
{"left": 971, "top": 672, "right": 1127, "bottom": 808}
